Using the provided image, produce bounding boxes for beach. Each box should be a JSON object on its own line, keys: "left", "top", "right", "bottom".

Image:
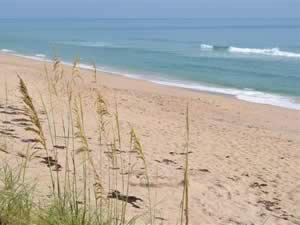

{"left": 0, "top": 53, "right": 300, "bottom": 225}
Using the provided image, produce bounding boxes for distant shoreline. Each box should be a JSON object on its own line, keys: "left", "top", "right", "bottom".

{"left": 1, "top": 50, "right": 299, "bottom": 111}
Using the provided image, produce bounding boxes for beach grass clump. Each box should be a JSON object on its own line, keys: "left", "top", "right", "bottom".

{"left": 18, "top": 75, "right": 57, "bottom": 193}
{"left": 0, "top": 57, "right": 192, "bottom": 225}
{"left": 18, "top": 75, "right": 47, "bottom": 150}
{"left": 37, "top": 197, "right": 96, "bottom": 225}
{"left": 0, "top": 164, "right": 34, "bottom": 225}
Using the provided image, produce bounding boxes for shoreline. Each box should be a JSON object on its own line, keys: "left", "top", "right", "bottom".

{"left": 1, "top": 50, "right": 300, "bottom": 111}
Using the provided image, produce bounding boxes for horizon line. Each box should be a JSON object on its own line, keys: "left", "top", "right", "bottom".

{"left": 0, "top": 16, "right": 300, "bottom": 20}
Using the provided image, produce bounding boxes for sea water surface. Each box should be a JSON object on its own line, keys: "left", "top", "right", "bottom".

{"left": 0, "top": 18, "right": 300, "bottom": 109}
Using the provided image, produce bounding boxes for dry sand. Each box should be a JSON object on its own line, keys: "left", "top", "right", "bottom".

{"left": 0, "top": 53, "right": 299, "bottom": 225}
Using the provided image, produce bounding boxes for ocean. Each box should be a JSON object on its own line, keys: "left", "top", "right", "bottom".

{"left": 0, "top": 18, "right": 299, "bottom": 109}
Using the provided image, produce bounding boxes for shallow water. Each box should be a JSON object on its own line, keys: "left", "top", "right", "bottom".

{"left": 1, "top": 18, "right": 299, "bottom": 109}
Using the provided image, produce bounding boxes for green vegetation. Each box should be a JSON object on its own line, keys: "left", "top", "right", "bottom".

{"left": 0, "top": 58, "right": 190, "bottom": 225}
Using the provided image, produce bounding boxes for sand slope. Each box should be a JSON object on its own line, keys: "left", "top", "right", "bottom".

{"left": 0, "top": 54, "right": 299, "bottom": 225}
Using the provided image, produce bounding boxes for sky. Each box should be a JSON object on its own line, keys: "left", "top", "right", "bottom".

{"left": 1, "top": 0, "right": 299, "bottom": 18}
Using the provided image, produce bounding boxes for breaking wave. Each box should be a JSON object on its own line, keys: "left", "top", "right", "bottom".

{"left": 1, "top": 49, "right": 15, "bottom": 53}
{"left": 151, "top": 80, "right": 300, "bottom": 110}
{"left": 200, "top": 44, "right": 300, "bottom": 59}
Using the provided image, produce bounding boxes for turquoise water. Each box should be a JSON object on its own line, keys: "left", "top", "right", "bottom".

{"left": 1, "top": 18, "right": 300, "bottom": 109}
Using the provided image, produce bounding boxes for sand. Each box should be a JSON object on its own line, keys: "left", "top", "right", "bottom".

{"left": 0, "top": 53, "right": 299, "bottom": 225}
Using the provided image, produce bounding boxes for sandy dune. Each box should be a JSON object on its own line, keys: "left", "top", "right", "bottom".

{"left": 0, "top": 53, "right": 299, "bottom": 225}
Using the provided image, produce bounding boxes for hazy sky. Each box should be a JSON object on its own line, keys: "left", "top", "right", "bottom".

{"left": 1, "top": 0, "right": 299, "bottom": 18}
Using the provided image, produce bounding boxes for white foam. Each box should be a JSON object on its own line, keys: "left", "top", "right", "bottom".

{"left": 236, "top": 91, "right": 300, "bottom": 110}
{"left": 80, "top": 63, "right": 142, "bottom": 79}
{"left": 35, "top": 54, "right": 46, "bottom": 58}
{"left": 13, "top": 54, "right": 52, "bottom": 63}
{"left": 77, "top": 63, "right": 93, "bottom": 70}
{"left": 200, "top": 44, "right": 213, "bottom": 50}
{"left": 228, "top": 47, "right": 300, "bottom": 58}
{"left": 151, "top": 80, "right": 300, "bottom": 110}
{"left": 1, "top": 49, "right": 15, "bottom": 53}
{"left": 200, "top": 43, "right": 300, "bottom": 59}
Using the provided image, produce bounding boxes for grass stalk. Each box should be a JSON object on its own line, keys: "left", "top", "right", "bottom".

{"left": 180, "top": 104, "right": 190, "bottom": 225}
{"left": 18, "top": 76, "right": 56, "bottom": 194}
